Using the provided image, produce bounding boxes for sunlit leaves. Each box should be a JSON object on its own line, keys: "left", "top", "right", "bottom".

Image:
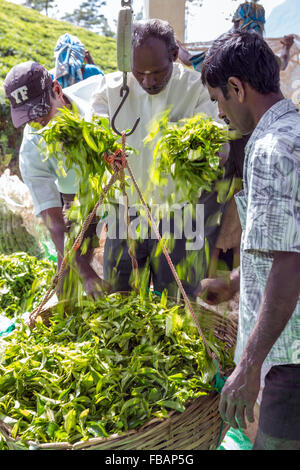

{"left": 0, "top": 291, "right": 234, "bottom": 444}
{"left": 145, "top": 111, "right": 234, "bottom": 203}
{"left": 0, "top": 252, "right": 56, "bottom": 319}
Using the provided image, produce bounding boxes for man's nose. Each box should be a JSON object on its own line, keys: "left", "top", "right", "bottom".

{"left": 142, "top": 74, "right": 156, "bottom": 88}
{"left": 218, "top": 107, "right": 225, "bottom": 120}
{"left": 218, "top": 109, "right": 228, "bottom": 124}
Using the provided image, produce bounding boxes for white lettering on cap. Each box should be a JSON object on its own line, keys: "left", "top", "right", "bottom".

{"left": 41, "top": 70, "right": 49, "bottom": 90}
{"left": 10, "top": 85, "right": 29, "bottom": 104}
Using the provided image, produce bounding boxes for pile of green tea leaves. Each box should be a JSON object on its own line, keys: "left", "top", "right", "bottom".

{"left": 0, "top": 291, "right": 234, "bottom": 446}
{"left": 0, "top": 252, "right": 56, "bottom": 320}
{"left": 145, "top": 111, "right": 235, "bottom": 202}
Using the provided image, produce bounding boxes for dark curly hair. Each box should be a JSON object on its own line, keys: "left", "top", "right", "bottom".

{"left": 201, "top": 30, "right": 280, "bottom": 97}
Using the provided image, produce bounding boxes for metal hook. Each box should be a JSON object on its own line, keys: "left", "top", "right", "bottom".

{"left": 121, "top": 0, "right": 132, "bottom": 7}
{"left": 111, "top": 84, "right": 140, "bottom": 137}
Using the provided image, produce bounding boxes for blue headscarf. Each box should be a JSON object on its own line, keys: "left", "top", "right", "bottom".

{"left": 232, "top": 1, "right": 266, "bottom": 35}
{"left": 190, "top": 2, "right": 265, "bottom": 73}
{"left": 53, "top": 33, "right": 86, "bottom": 88}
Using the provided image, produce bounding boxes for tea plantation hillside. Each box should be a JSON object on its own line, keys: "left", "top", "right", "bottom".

{"left": 0, "top": 0, "right": 117, "bottom": 175}
{"left": 0, "top": 0, "right": 117, "bottom": 79}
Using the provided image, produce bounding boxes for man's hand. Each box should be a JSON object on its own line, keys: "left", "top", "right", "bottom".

{"left": 218, "top": 142, "right": 230, "bottom": 167}
{"left": 79, "top": 262, "right": 111, "bottom": 299}
{"left": 219, "top": 362, "right": 261, "bottom": 429}
{"left": 196, "top": 277, "right": 235, "bottom": 304}
{"left": 83, "top": 273, "right": 112, "bottom": 300}
{"left": 279, "top": 35, "right": 294, "bottom": 70}
{"left": 195, "top": 268, "right": 240, "bottom": 304}
{"left": 176, "top": 40, "right": 193, "bottom": 67}
{"left": 280, "top": 34, "right": 294, "bottom": 49}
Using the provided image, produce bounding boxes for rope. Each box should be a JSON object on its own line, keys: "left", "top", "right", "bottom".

{"left": 102, "top": 136, "right": 139, "bottom": 280}
{"left": 119, "top": 132, "right": 221, "bottom": 369}
{"left": 119, "top": 134, "right": 139, "bottom": 282}
{"left": 26, "top": 165, "right": 122, "bottom": 327}
{"left": 27, "top": 132, "right": 222, "bottom": 371}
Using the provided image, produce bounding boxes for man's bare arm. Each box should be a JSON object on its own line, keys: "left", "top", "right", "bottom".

{"left": 239, "top": 251, "right": 300, "bottom": 368}
{"left": 41, "top": 207, "right": 66, "bottom": 270}
{"left": 41, "top": 207, "right": 109, "bottom": 298}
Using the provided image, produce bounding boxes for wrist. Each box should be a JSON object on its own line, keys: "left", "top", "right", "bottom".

{"left": 229, "top": 267, "right": 240, "bottom": 295}
{"left": 76, "top": 258, "right": 95, "bottom": 278}
{"left": 76, "top": 260, "right": 105, "bottom": 288}
{"left": 237, "top": 353, "right": 263, "bottom": 376}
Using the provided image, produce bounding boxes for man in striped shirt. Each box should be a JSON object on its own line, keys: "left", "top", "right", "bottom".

{"left": 201, "top": 30, "right": 300, "bottom": 450}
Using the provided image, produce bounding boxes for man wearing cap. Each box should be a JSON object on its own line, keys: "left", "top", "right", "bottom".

{"left": 4, "top": 60, "right": 106, "bottom": 299}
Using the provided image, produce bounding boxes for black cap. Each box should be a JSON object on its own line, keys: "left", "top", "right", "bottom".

{"left": 4, "top": 61, "right": 53, "bottom": 128}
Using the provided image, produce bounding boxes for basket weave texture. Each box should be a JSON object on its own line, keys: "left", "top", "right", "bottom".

{"left": 0, "top": 301, "right": 238, "bottom": 450}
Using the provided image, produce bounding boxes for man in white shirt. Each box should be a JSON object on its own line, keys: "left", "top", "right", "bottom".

{"left": 4, "top": 61, "right": 106, "bottom": 299}
{"left": 89, "top": 19, "right": 224, "bottom": 297}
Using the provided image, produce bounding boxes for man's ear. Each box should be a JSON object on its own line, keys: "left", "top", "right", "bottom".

{"left": 172, "top": 46, "right": 179, "bottom": 62}
{"left": 228, "top": 76, "right": 245, "bottom": 103}
{"left": 52, "top": 80, "right": 63, "bottom": 98}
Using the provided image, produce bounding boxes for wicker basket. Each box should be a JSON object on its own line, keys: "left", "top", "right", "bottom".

{"left": 0, "top": 298, "right": 238, "bottom": 451}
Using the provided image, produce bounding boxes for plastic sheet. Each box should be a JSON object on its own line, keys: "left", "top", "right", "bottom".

{"left": 218, "top": 427, "right": 253, "bottom": 450}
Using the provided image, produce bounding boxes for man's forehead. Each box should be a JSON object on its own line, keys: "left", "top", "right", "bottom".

{"left": 133, "top": 38, "right": 169, "bottom": 57}
{"left": 207, "top": 84, "right": 220, "bottom": 98}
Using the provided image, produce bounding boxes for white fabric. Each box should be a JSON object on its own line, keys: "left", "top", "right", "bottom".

{"left": 19, "top": 75, "right": 101, "bottom": 216}
{"left": 89, "top": 63, "right": 220, "bottom": 206}
{"left": 19, "top": 65, "right": 219, "bottom": 215}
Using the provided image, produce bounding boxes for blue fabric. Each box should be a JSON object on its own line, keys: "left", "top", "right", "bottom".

{"left": 190, "top": 51, "right": 206, "bottom": 73}
{"left": 81, "top": 64, "right": 103, "bottom": 80}
{"left": 190, "top": 2, "right": 265, "bottom": 73}
{"left": 53, "top": 33, "right": 103, "bottom": 88}
{"left": 232, "top": 2, "right": 266, "bottom": 35}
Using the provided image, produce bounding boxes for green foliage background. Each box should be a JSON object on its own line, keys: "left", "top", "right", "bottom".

{"left": 0, "top": 0, "right": 117, "bottom": 175}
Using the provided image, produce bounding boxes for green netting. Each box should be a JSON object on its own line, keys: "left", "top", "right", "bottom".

{"left": 218, "top": 427, "right": 253, "bottom": 450}
{"left": 41, "top": 238, "right": 57, "bottom": 262}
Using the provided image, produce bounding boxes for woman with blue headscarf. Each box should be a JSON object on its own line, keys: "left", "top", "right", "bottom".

{"left": 232, "top": 1, "right": 294, "bottom": 71}
{"left": 177, "top": 1, "right": 266, "bottom": 72}
{"left": 51, "top": 33, "right": 103, "bottom": 88}
{"left": 178, "top": 1, "right": 294, "bottom": 72}
{"left": 232, "top": 2, "right": 294, "bottom": 71}
{"left": 232, "top": 0, "right": 265, "bottom": 36}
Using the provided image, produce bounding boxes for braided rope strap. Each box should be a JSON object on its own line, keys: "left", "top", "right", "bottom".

{"left": 102, "top": 135, "right": 139, "bottom": 280}
{"left": 119, "top": 133, "right": 139, "bottom": 285}
{"left": 118, "top": 132, "right": 221, "bottom": 370}
{"left": 26, "top": 132, "right": 222, "bottom": 372}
